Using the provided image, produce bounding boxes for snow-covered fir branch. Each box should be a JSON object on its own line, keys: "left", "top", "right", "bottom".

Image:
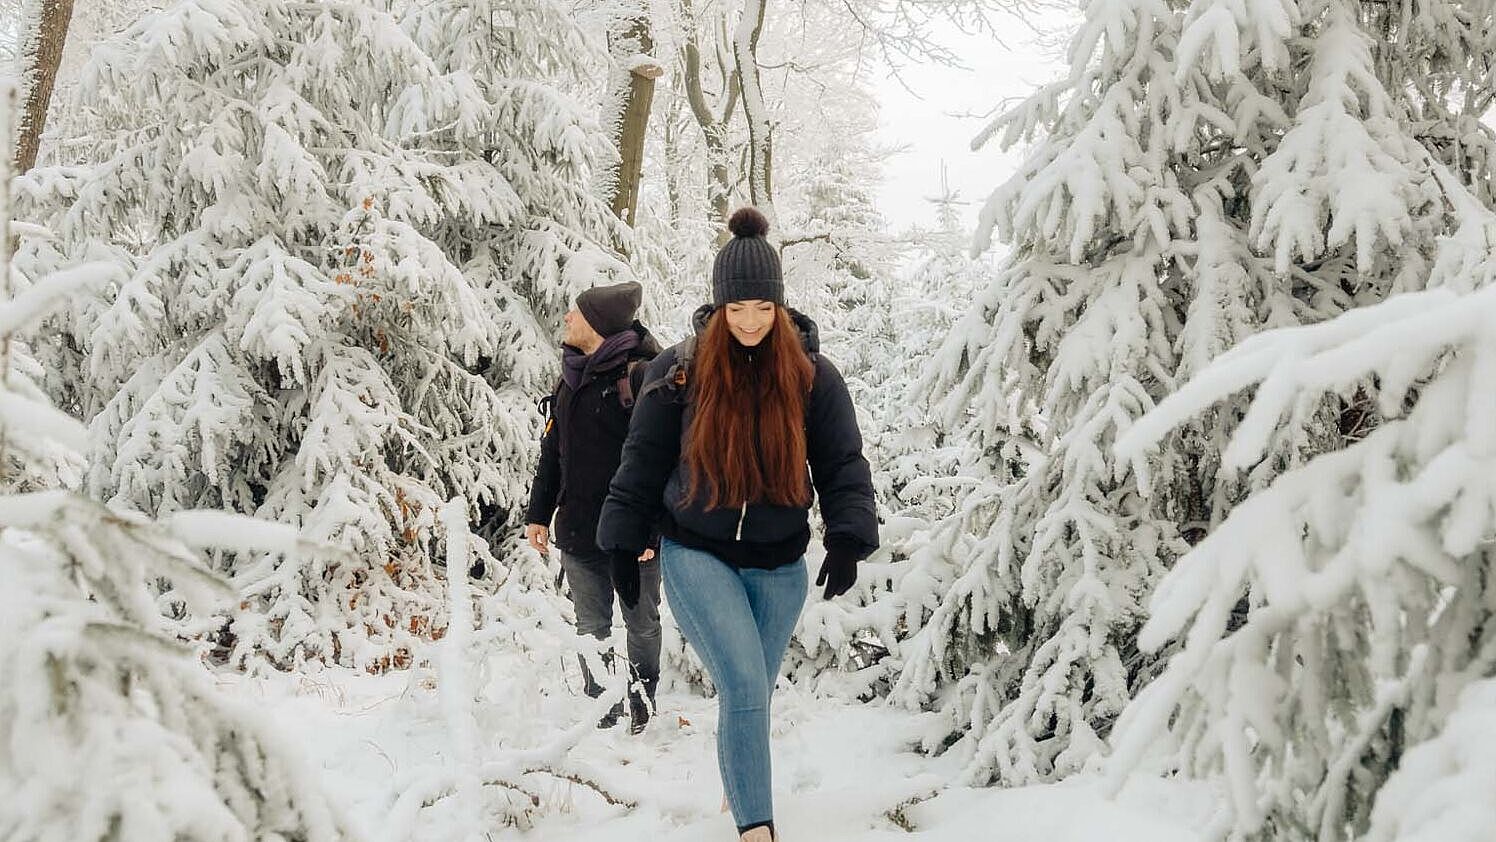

{"left": 1108, "top": 169, "right": 1496, "bottom": 841}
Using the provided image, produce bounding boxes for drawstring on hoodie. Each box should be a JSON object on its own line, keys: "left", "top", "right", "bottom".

{"left": 735, "top": 500, "right": 748, "bottom": 541}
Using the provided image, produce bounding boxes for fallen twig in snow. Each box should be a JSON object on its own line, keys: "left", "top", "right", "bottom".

{"left": 383, "top": 760, "right": 637, "bottom": 840}
{"left": 883, "top": 786, "right": 942, "bottom": 832}
{"left": 525, "top": 767, "right": 639, "bottom": 809}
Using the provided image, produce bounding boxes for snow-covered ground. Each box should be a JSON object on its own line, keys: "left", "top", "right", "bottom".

{"left": 223, "top": 660, "right": 1218, "bottom": 841}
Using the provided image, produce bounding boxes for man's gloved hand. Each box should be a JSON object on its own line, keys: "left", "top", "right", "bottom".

{"left": 815, "top": 542, "right": 859, "bottom": 600}
{"left": 611, "top": 551, "right": 641, "bottom": 609}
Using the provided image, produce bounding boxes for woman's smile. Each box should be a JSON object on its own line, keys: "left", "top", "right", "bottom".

{"left": 725, "top": 299, "right": 776, "bottom": 346}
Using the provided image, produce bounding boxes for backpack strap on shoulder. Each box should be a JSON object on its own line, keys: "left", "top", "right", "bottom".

{"left": 637, "top": 336, "right": 697, "bottom": 403}
{"left": 616, "top": 360, "right": 643, "bottom": 408}
{"left": 537, "top": 379, "right": 561, "bottom": 436}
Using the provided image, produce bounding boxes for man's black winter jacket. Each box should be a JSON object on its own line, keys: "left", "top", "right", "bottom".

{"left": 596, "top": 308, "right": 878, "bottom": 570}
{"left": 526, "top": 323, "right": 661, "bottom": 555}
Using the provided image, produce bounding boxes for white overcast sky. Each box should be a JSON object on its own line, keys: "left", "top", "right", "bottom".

{"left": 869, "top": 7, "right": 1075, "bottom": 236}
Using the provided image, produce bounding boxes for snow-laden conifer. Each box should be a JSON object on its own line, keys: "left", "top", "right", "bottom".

{"left": 15, "top": 0, "right": 633, "bottom": 670}
{"left": 0, "top": 80, "right": 358, "bottom": 842}
{"left": 905, "top": 0, "right": 1495, "bottom": 786}
{"left": 1108, "top": 168, "right": 1496, "bottom": 841}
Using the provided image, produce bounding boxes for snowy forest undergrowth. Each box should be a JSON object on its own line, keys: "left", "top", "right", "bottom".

{"left": 222, "top": 644, "right": 1216, "bottom": 841}
{"left": 5, "top": 0, "right": 1496, "bottom": 839}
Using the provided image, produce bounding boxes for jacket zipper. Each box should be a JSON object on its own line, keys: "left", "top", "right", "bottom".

{"left": 735, "top": 346, "right": 765, "bottom": 543}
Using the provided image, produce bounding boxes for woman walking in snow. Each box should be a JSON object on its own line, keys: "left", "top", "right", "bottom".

{"left": 597, "top": 207, "right": 879, "bottom": 841}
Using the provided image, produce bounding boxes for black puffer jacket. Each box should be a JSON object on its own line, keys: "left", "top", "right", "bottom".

{"left": 526, "top": 322, "right": 661, "bottom": 555}
{"left": 596, "top": 307, "right": 878, "bottom": 569}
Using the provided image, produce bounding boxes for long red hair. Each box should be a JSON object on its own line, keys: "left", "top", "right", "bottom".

{"left": 684, "top": 307, "right": 815, "bottom": 509}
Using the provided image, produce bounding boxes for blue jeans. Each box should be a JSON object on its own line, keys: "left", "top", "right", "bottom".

{"left": 660, "top": 537, "right": 807, "bottom": 831}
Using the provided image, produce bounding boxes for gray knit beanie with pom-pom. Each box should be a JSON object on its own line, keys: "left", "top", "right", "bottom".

{"left": 711, "top": 207, "right": 782, "bottom": 306}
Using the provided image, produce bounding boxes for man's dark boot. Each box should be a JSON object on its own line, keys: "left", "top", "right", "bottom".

{"left": 578, "top": 649, "right": 627, "bottom": 728}
{"left": 597, "top": 699, "right": 626, "bottom": 729}
{"left": 576, "top": 652, "right": 605, "bottom": 699}
{"left": 628, "top": 677, "right": 658, "bottom": 735}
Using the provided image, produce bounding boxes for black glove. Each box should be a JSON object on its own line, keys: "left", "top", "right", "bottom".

{"left": 815, "top": 542, "right": 859, "bottom": 600}
{"left": 611, "top": 551, "right": 641, "bottom": 609}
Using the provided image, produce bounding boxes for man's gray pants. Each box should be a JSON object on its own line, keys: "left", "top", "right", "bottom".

{"left": 560, "top": 549, "right": 662, "bottom": 690}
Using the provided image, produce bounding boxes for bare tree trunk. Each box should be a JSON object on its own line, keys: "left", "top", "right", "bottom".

{"left": 679, "top": 0, "right": 740, "bottom": 245}
{"left": 732, "top": 0, "right": 774, "bottom": 226}
{"left": 2, "top": 82, "right": 21, "bottom": 423}
{"left": 13, "top": 0, "right": 76, "bottom": 175}
{"left": 662, "top": 88, "right": 685, "bottom": 225}
{"left": 600, "top": 3, "right": 661, "bottom": 232}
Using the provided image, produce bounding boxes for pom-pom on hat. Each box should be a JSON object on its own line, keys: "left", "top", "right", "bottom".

{"left": 712, "top": 207, "right": 783, "bottom": 306}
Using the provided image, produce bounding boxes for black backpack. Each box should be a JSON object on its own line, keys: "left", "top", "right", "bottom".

{"left": 636, "top": 335, "right": 697, "bottom": 404}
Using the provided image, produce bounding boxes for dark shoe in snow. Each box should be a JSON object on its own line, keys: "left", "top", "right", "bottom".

{"left": 628, "top": 691, "right": 651, "bottom": 734}
{"left": 596, "top": 699, "right": 625, "bottom": 729}
{"left": 577, "top": 651, "right": 607, "bottom": 698}
{"left": 628, "top": 677, "right": 658, "bottom": 735}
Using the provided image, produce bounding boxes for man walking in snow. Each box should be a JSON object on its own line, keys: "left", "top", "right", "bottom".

{"left": 525, "top": 281, "right": 663, "bottom": 733}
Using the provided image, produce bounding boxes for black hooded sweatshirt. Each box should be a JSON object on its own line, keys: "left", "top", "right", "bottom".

{"left": 596, "top": 307, "right": 878, "bottom": 570}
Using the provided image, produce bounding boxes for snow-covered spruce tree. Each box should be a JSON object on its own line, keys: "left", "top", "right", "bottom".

{"left": 393, "top": 0, "right": 653, "bottom": 551}
{"left": 1, "top": 498, "right": 362, "bottom": 842}
{"left": 786, "top": 185, "right": 1006, "bottom": 699}
{"left": 863, "top": 242, "right": 1034, "bottom": 722}
{"left": 1107, "top": 169, "right": 1496, "bottom": 841}
{"left": 780, "top": 133, "right": 900, "bottom": 335}
{"left": 0, "top": 88, "right": 357, "bottom": 842}
{"left": 397, "top": 0, "right": 634, "bottom": 321}
{"left": 780, "top": 159, "right": 900, "bottom": 422}
{"left": 16, "top": 0, "right": 632, "bottom": 670}
{"left": 903, "top": 0, "right": 1495, "bottom": 785}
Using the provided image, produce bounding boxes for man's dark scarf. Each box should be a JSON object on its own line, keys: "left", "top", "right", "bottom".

{"left": 561, "top": 329, "right": 640, "bottom": 390}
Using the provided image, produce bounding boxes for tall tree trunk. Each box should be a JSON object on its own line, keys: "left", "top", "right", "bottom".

{"left": 732, "top": 0, "right": 774, "bottom": 227}
{"left": 679, "top": 0, "right": 739, "bottom": 245}
{"left": 3, "top": 81, "right": 16, "bottom": 297}
{"left": 13, "top": 0, "right": 76, "bottom": 175}
{"left": 662, "top": 87, "right": 685, "bottom": 225}
{"left": 600, "top": 3, "right": 661, "bottom": 234}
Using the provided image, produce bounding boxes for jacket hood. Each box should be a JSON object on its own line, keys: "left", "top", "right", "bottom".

{"left": 631, "top": 320, "right": 663, "bottom": 357}
{"left": 688, "top": 304, "right": 820, "bottom": 354}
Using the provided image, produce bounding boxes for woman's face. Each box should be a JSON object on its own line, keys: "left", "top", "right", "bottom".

{"left": 723, "top": 299, "right": 776, "bottom": 347}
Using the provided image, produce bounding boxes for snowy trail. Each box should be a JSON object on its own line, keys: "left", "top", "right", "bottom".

{"left": 223, "top": 667, "right": 1215, "bottom": 841}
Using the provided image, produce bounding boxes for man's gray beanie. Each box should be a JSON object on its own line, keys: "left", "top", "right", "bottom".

{"left": 576, "top": 281, "right": 643, "bottom": 337}
{"left": 712, "top": 207, "right": 783, "bottom": 306}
